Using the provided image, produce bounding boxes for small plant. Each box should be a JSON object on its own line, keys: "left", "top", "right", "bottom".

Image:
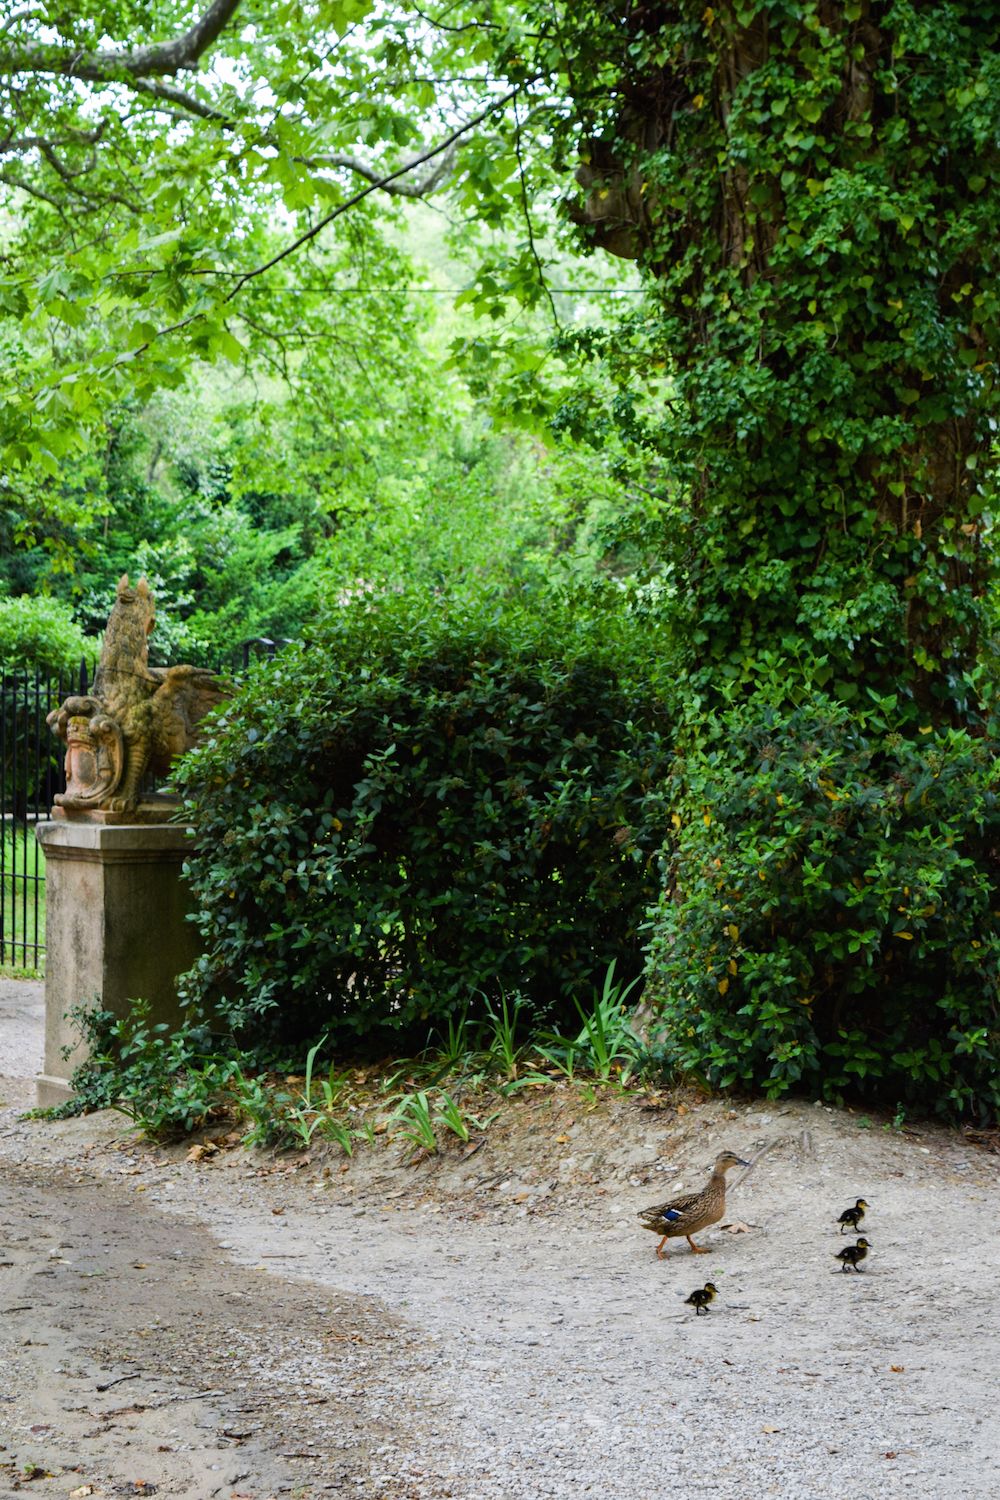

{"left": 480, "top": 990, "right": 528, "bottom": 1082}
{"left": 424, "top": 1006, "right": 473, "bottom": 1077}
{"left": 390, "top": 1089, "right": 438, "bottom": 1156}
{"left": 571, "top": 960, "right": 646, "bottom": 1083}
{"left": 280, "top": 1035, "right": 330, "bottom": 1146}
{"left": 434, "top": 1090, "right": 500, "bottom": 1142}
{"left": 231, "top": 1066, "right": 291, "bottom": 1149}
{"left": 46, "top": 1002, "right": 241, "bottom": 1137}
{"left": 316, "top": 1116, "right": 356, "bottom": 1154}
{"left": 534, "top": 1041, "right": 578, "bottom": 1081}
{"left": 537, "top": 961, "right": 648, "bottom": 1085}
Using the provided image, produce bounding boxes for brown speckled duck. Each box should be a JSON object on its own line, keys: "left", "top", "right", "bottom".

{"left": 639, "top": 1150, "right": 750, "bottom": 1258}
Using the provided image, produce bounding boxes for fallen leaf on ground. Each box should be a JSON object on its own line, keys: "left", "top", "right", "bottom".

{"left": 186, "top": 1142, "right": 218, "bottom": 1163}
{"left": 721, "top": 1220, "right": 752, "bottom": 1234}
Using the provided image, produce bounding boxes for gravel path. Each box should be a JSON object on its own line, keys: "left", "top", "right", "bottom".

{"left": 0, "top": 977, "right": 998, "bottom": 1498}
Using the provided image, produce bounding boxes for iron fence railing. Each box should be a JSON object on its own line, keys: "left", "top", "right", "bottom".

{"left": 0, "top": 662, "right": 84, "bottom": 970}
{"left": 0, "top": 637, "right": 288, "bottom": 971}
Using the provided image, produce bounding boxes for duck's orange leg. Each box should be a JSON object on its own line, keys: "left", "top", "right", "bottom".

{"left": 687, "top": 1236, "right": 710, "bottom": 1254}
{"left": 655, "top": 1236, "right": 671, "bottom": 1258}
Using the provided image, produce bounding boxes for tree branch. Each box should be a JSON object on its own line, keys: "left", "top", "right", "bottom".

{"left": 0, "top": 123, "right": 106, "bottom": 156}
{"left": 107, "top": 87, "right": 523, "bottom": 374}
{"left": 0, "top": 0, "right": 244, "bottom": 82}
{"left": 223, "top": 89, "right": 521, "bottom": 298}
{"left": 129, "top": 76, "right": 231, "bottom": 120}
{"left": 299, "top": 144, "right": 458, "bottom": 198}
{"left": 0, "top": 167, "right": 63, "bottom": 208}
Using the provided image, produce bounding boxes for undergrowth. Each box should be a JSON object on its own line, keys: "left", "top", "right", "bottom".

{"left": 35, "top": 963, "right": 665, "bottom": 1151}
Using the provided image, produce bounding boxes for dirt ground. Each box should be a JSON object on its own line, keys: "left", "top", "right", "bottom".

{"left": 1, "top": 977, "right": 999, "bottom": 1499}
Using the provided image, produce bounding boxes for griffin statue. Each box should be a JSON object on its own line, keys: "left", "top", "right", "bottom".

{"left": 47, "top": 574, "right": 229, "bottom": 820}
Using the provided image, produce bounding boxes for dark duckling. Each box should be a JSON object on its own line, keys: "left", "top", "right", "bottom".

{"left": 834, "top": 1237, "right": 872, "bottom": 1272}
{"left": 836, "top": 1198, "right": 868, "bottom": 1234}
{"left": 684, "top": 1282, "right": 719, "bottom": 1315}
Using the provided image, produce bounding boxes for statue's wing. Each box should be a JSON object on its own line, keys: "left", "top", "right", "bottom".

{"left": 157, "top": 667, "right": 231, "bottom": 743}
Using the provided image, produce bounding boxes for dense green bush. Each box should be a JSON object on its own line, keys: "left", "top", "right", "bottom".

{"left": 0, "top": 594, "right": 95, "bottom": 675}
{"left": 644, "top": 694, "right": 1000, "bottom": 1119}
{"left": 174, "top": 593, "right": 669, "bottom": 1052}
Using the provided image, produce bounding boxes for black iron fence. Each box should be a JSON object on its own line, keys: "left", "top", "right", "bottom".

{"left": 0, "top": 638, "right": 288, "bottom": 972}
{"left": 0, "top": 663, "right": 80, "bottom": 971}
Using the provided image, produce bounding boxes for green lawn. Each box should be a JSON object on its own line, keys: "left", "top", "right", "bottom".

{"left": 1, "top": 822, "right": 46, "bottom": 971}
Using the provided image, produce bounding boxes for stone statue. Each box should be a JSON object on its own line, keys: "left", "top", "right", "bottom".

{"left": 47, "top": 574, "right": 229, "bottom": 821}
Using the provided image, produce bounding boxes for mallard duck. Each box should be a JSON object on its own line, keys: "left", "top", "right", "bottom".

{"left": 684, "top": 1281, "right": 718, "bottom": 1315}
{"left": 834, "top": 1237, "right": 872, "bottom": 1272}
{"left": 836, "top": 1198, "right": 868, "bottom": 1233}
{"left": 639, "top": 1150, "right": 750, "bottom": 1257}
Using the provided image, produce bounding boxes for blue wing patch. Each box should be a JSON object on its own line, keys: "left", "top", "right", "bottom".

{"left": 664, "top": 1208, "right": 682, "bottom": 1223}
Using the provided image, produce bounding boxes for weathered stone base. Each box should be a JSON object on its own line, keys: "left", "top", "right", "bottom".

{"left": 34, "top": 820, "right": 200, "bottom": 1106}
{"left": 35, "top": 1072, "right": 77, "bottom": 1109}
{"left": 50, "top": 791, "right": 182, "bottom": 826}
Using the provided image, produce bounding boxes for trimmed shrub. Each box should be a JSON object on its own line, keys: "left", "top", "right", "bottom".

{"left": 174, "top": 593, "right": 669, "bottom": 1051}
{"left": 643, "top": 695, "right": 1000, "bottom": 1119}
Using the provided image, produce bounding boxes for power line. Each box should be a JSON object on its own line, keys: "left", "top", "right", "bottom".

{"left": 249, "top": 284, "right": 645, "bottom": 295}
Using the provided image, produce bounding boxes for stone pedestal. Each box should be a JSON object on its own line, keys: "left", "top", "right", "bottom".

{"left": 34, "top": 820, "right": 199, "bottom": 1107}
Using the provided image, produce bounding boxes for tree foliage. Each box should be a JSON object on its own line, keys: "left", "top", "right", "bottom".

{"left": 6, "top": 1, "right": 1000, "bottom": 1113}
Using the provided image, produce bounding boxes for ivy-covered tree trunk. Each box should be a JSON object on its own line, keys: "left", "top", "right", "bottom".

{"left": 525, "top": 0, "right": 1000, "bottom": 1115}
{"left": 564, "top": 0, "right": 999, "bottom": 724}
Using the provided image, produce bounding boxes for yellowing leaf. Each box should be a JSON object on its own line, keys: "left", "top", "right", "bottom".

{"left": 895, "top": 931, "right": 914, "bottom": 940}
{"left": 718, "top": 978, "right": 729, "bottom": 996}
{"left": 703, "top": 811, "right": 712, "bottom": 827}
{"left": 726, "top": 923, "right": 739, "bottom": 941}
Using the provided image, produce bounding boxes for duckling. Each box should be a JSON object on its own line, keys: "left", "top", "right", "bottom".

{"left": 836, "top": 1198, "right": 868, "bottom": 1234}
{"left": 639, "top": 1150, "right": 750, "bottom": 1257}
{"left": 684, "top": 1281, "right": 718, "bottom": 1315}
{"left": 834, "top": 1236, "right": 872, "bottom": 1272}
